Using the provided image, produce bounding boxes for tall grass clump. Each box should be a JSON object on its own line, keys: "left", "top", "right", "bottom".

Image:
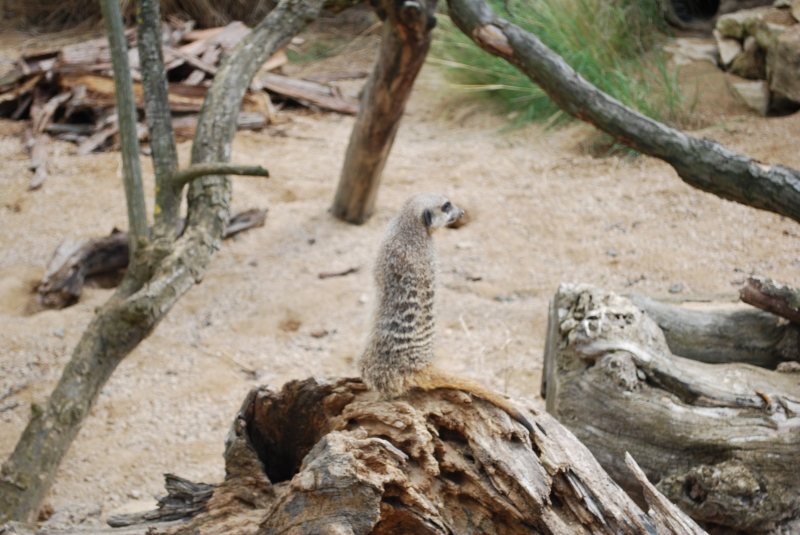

{"left": 433, "top": 0, "right": 688, "bottom": 129}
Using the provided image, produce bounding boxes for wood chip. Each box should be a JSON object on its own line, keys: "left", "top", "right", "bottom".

{"left": 28, "top": 133, "right": 49, "bottom": 190}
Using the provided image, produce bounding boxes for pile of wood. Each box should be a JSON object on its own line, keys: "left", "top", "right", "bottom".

{"left": 0, "top": 17, "right": 363, "bottom": 190}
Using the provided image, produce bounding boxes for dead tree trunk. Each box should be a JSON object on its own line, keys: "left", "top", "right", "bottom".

{"left": 95, "top": 378, "right": 704, "bottom": 535}
{"left": 542, "top": 284, "right": 800, "bottom": 534}
{"left": 331, "top": 0, "right": 437, "bottom": 224}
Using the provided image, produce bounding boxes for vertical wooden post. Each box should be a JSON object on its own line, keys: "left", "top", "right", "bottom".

{"left": 332, "top": 0, "right": 438, "bottom": 224}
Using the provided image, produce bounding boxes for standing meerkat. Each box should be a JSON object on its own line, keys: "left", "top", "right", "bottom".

{"left": 360, "top": 192, "right": 533, "bottom": 433}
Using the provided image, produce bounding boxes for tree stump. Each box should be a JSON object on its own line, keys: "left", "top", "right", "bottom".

{"left": 143, "top": 377, "right": 708, "bottom": 535}
{"left": 542, "top": 284, "right": 800, "bottom": 534}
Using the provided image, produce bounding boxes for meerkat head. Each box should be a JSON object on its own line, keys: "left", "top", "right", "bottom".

{"left": 409, "top": 193, "right": 465, "bottom": 234}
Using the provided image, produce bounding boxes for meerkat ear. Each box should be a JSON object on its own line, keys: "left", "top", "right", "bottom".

{"left": 423, "top": 208, "right": 433, "bottom": 227}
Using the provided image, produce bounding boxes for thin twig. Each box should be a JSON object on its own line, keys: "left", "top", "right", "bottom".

{"left": 0, "top": 383, "right": 29, "bottom": 403}
{"left": 318, "top": 267, "right": 360, "bottom": 279}
{"left": 171, "top": 164, "right": 269, "bottom": 188}
{"left": 0, "top": 403, "right": 19, "bottom": 413}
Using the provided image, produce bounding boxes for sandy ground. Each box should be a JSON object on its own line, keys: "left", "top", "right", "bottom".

{"left": 1, "top": 26, "right": 799, "bottom": 523}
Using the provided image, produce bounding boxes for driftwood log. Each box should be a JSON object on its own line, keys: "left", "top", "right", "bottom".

{"left": 36, "top": 209, "right": 267, "bottom": 309}
{"left": 63, "top": 377, "right": 703, "bottom": 535}
{"left": 542, "top": 284, "right": 800, "bottom": 534}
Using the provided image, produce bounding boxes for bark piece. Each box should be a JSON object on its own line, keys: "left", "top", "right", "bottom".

{"left": 162, "top": 378, "right": 705, "bottom": 535}
{"left": 740, "top": 276, "right": 800, "bottom": 325}
{"left": 59, "top": 74, "right": 267, "bottom": 114}
{"left": 107, "top": 475, "right": 213, "bottom": 527}
{"left": 624, "top": 454, "right": 707, "bottom": 535}
{"left": 258, "top": 72, "right": 359, "bottom": 114}
{"left": 543, "top": 283, "right": 800, "bottom": 533}
{"left": 171, "top": 113, "right": 265, "bottom": 140}
{"left": 332, "top": 0, "right": 438, "bottom": 223}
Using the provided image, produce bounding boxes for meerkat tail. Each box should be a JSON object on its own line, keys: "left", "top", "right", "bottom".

{"left": 410, "top": 366, "right": 534, "bottom": 434}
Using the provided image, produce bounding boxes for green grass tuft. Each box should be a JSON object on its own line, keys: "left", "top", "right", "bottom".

{"left": 433, "top": 0, "right": 689, "bottom": 130}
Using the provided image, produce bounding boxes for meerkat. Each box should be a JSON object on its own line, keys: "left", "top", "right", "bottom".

{"left": 359, "top": 192, "right": 534, "bottom": 433}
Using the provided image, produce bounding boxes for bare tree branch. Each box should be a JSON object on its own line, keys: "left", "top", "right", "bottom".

{"left": 171, "top": 164, "right": 269, "bottom": 188}
{"left": 447, "top": 0, "right": 800, "bottom": 225}
{"left": 98, "top": 0, "right": 148, "bottom": 259}
{"left": 136, "top": 0, "right": 180, "bottom": 241}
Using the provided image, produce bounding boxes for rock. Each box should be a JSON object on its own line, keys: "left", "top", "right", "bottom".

{"left": 716, "top": 7, "right": 773, "bottom": 38}
{"left": 794, "top": 0, "right": 800, "bottom": 20}
{"left": 745, "top": 8, "right": 795, "bottom": 48}
{"left": 774, "top": 0, "right": 791, "bottom": 7}
{"left": 715, "top": 29, "right": 744, "bottom": 66}
{"left": 768, "top": 24, "right": 800, "bottom": 102}
{"left": 730, "top": 36, "right": 768, "bottom": 78}
{"left": 668, "top": 283, "right": 684, "bottom": 294}
{"left": 664, "top": 38, "right": 718, "bottom": 66}
{"left": 731, "top": 79, "right": 771, "bottom": 113}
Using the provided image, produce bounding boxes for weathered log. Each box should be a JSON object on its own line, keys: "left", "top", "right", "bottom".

{"left": 37, "top": 209, "right": 268, "bottom": 310}
{"left": 137, "top": 377, "right": 707, "bottom": 535}
{"left": 331, "top": 0, "right": 438, "bottom": 224}
{"left": 740, "top": 277, "right": 800, "bottom": 326}
{"left": 543, "top": 283, "right": 800, "bottom": 533}
{"left": 629, "top": 294, "right": 799, "bottom": 369}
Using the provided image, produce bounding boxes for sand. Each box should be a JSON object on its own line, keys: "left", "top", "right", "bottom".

{"left": 1, "top": 27, "right": 799, "bottom": 522}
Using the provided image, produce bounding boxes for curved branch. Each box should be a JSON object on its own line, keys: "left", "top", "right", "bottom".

{"left": 171, "top": 164, "right": 269, "bottom": 188}
{"left": 447, "top": 0, "right": 800, "bottom": 225}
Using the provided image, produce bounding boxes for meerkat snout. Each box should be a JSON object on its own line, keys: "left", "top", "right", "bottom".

{"left": 423, "top": 198, "right": 464, "bottom": 233}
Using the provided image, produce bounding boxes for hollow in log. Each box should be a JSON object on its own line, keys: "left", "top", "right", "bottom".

{"left": 137, "top": 377, "right": 708, "bottom": 535}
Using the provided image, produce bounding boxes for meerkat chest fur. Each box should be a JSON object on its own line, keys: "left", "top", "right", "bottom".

{"left": 360, "top": 193, "right": 464, "bottom": 398}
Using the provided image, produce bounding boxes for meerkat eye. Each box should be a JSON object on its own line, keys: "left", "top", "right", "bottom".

{"left": 442, "top": 201, "right": 451, "bottom": 213}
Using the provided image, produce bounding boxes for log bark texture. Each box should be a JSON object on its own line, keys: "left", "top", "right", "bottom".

{"left": 740, "top": 277, "right": 800, "bottom": 326}
{"left": 146, "top": 377, "right": 708, "bottom": 535}
{"left": 447, "top": 0, "right": 800, "bottom": 226}
{"left": 543, "top": 284, "right": 800, "bottom": 534}
{"left": 331, "top": 0, "right": 438, "bottom": 224}
{"left": 629, "top": 294, "right": 799, "bottom": 369}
